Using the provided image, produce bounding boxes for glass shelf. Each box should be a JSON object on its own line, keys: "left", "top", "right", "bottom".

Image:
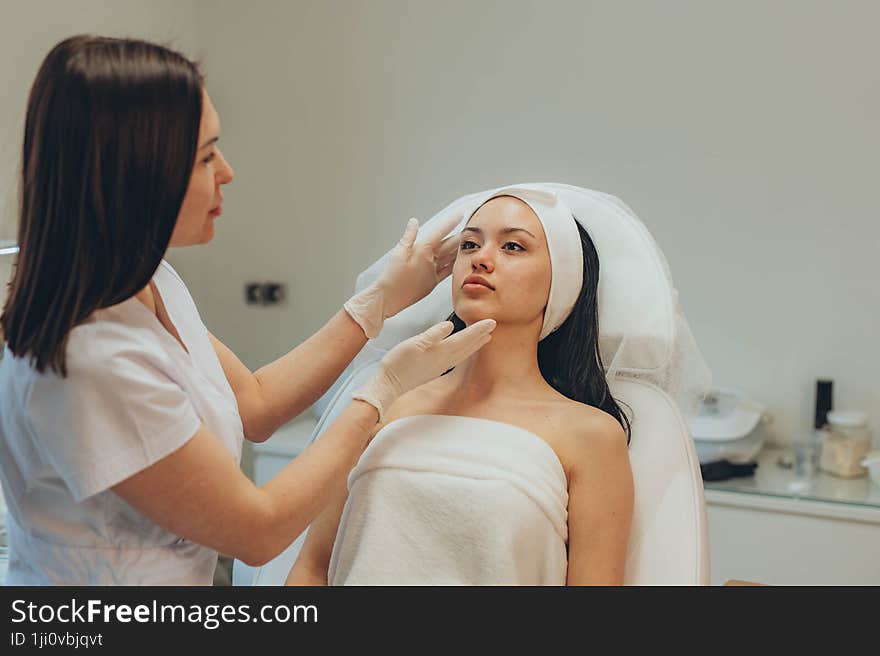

{"left": 704, "top": 446, "right": 880, "bottom": 510}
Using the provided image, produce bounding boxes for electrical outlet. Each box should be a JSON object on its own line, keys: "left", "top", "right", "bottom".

{"left": 244, "top": 282, "right": 286, "bottom": 306}
{"left": 261, "top": 282, "right": 285, "bottom": 305}
{"left": 245, "top": 283, "right": 262, "bottom": 305}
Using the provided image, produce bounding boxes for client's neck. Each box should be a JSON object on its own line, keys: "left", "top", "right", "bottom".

{"left": 449, "top": 321, "right": 546, "bottom": 400}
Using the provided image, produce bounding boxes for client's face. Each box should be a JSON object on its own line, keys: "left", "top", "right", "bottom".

{"left": 452, "top": 196, "right": 551, "bottom": 335}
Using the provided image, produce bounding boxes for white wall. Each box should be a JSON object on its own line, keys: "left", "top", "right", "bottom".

{"left": 179, "top": 0, "right": 880, "bottom": 444}
{"left": 0, "top": 0, "right": 200, "bottom": 238}
{"left": 0, "top": 0, "right": 201, "bottom": 306}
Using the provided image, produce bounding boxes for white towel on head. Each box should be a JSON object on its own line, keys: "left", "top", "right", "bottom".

{"left": 456, "top": 184, "right": 584, "bottom": 340}
{"left": 328, "top": 415, "right": 569, "bottom": 585}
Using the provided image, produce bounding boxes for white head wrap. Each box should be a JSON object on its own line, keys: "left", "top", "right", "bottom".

{"left": 459, "top": 185, "right": 583, "bottom": 340}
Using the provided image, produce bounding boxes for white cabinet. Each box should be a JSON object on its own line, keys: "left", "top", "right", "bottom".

{"left": 705, "top": 447, "right": 880, "bottom": 585}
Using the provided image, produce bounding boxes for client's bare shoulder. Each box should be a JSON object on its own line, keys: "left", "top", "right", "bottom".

{"left": 549, "top": 398, "right": 630, "bottom": 481}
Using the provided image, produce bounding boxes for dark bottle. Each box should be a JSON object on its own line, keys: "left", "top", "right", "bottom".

{"left": 814, "top": 380, "right": 833, "bottom": 430}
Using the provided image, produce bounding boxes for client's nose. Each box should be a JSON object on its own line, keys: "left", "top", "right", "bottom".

{"left": 473, "top": 260, "right": 493, "bottom": 273}
{"left": 471, "top": 250, "right": 495, "bottom": 273}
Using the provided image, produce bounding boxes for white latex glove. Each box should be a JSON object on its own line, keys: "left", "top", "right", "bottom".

{"left": 352, "top": 318, "right": 496, "bottom": 423}
{"left": 344, "top": 212, "right": 463, "bottom": 338}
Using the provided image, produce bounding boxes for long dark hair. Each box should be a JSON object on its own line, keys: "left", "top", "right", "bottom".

{"left": 448, "top": 218, "right": 632, "bottom": 445}
{"left": 0, "top": 35, "right": 205, "bottom": 376}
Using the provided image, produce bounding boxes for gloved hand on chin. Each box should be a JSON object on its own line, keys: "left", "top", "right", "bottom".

{"left": 352, "top": 319, "right": 495, "bottom": 423}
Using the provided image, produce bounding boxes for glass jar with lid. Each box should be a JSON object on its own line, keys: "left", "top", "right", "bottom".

{"left": 819, "top": 410, "right": 873, "bottom": 478}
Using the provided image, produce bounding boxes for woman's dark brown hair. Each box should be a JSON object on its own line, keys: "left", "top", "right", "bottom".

{"left": 1, "top": 35, "right": 204, "bottom": 375}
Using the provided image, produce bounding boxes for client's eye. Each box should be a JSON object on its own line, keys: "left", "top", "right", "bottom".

{"left": 502, "top": 241, "right": 525, "bottom": 251}
{"left": 202, "top": 152, "right": 216, "bottom": 165}
{"left": 460, "top": 240, "right": 479, "bottom": 251}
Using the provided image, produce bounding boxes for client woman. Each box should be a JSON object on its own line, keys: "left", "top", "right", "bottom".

{"left": 287, "top": 187, "right": 635, "bottom": 585}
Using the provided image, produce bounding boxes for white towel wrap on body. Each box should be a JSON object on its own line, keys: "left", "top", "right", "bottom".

{"left": 328, "top": 415, "right": 569, "bottom": 585}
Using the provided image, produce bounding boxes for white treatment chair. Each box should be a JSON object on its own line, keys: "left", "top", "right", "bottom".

{"left": 239, "top": 183, "right": 711, "bottom": 586}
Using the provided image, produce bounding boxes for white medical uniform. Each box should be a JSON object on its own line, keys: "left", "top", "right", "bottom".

{"left": 0, "top": 260, "right": 244, "bottom": 585}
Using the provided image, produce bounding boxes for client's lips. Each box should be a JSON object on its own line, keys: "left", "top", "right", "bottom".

{"left": 463, "top": 275, "right": 494, "bottom": 290}
{"left": 209, "top": 194, "right": 224, "bottom": 216}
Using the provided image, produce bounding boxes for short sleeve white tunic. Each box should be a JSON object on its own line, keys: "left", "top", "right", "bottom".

{"left": 0, "top": 260, "right": 244, "bottom": 585}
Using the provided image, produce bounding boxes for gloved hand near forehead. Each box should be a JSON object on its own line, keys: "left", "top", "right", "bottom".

{"left": 344, "top": 212, "right": 463, "bottom": 339}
